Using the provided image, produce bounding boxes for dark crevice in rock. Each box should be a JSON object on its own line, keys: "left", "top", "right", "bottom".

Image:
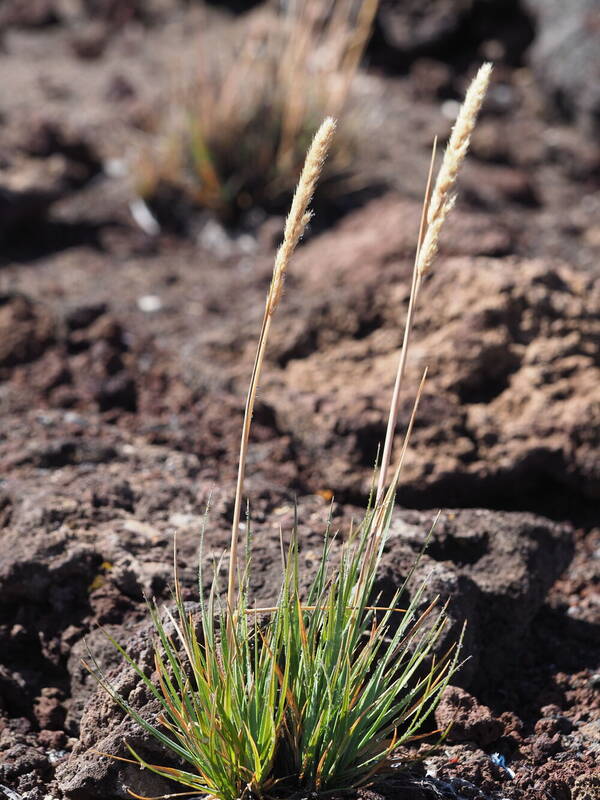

{"left": 0, "top": 220, "right": 108, "bottom": 265}
{"left": 369, "top": 0, "right": 536, "bottom": 75}
{"left": 426, "top": 530, "right": 489, "bottom": 566}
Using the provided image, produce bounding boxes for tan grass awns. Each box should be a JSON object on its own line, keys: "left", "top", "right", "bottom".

{"left": 376, "top": 63, "right": 492, "bottom": 504}
{"left": 416, "top": 62, "right": 493, "bottom": 278}
{"left": 269, "top": 116, "right": 337, "bottom": 314}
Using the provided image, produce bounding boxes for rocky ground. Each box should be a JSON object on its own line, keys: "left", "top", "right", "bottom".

{"left": 0, "top": 2, "right": 599, "bottom": 799}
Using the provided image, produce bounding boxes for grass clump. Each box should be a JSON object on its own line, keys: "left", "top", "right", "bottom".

{"left": 91, "top": 67, "right": 492, "bottom": 800}
{"left": 133, "top": 0, "right": 378, "bottom": 226}
{"left": 274, "top": 521, "right": 457, "bottom": 793}
{"left": 89, "top": 500, "right": 459, "bottom": 800}
{"left": 91, "top": 504, "right": 458, "bottom": 800}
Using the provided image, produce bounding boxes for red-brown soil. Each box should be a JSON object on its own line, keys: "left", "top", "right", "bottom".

{"left": 0, "top": 2, "right": 599, "bottom": 800}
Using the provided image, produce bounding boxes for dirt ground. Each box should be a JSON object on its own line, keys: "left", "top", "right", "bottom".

{"left": 0, "top": 2, "right": 599, "bottom": 799}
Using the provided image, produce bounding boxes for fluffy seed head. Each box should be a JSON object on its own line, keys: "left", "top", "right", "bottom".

{"left": 416, "top": 63, "right": 492, "bottom": 278}
{"left": 268, "top": 117, "right": 336, "bottom": 314}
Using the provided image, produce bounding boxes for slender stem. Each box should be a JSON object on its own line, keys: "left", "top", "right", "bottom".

{"left": 385, "top": 367, "right": 428, "bottom": 498}
{"left": 375, "top": 265, "right": 420, "bottom": 506}
{"left": 225, "top": 118, "right": 336, "bottom": 643}
{"left": 371, "top": 367, "right": 428, "bottom": 546}
{"left": 359, "top": 366, "right": 429, "bottom": 595}
{"left": 375, "top": 139, "right": 437, "bottom": 506}
{"left": 227, "top": 307, "right": 272, "bottom": 620}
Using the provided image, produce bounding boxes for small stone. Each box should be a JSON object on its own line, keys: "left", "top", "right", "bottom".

{"left": 435, "top": 686, "right": 503, "bottom": 746}
{"left": 588, "top": 673, "right": 600, "bottom": 690}
{"left": 33, "top": 690, "right": 65, "bottom": 730}
{"left": 137, "top": 295, "right": 163, "bottom": 313}
{"left": 531, "top": 733, "right": 562, "bottom": 762}
{"left": 38, "top": 729, "right": 67, "bottom": 749}
{"left": 535, "top": 717, "right": 561, "bottom": 736}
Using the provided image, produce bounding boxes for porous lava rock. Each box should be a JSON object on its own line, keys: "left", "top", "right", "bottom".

{"left": 381, "top": 507, "right": 573, "bottom": 687}
{"left": 435, "top": 685, "right": 503, "bottom": 745}
{"left": 268, "top": 220, "right": 600, "bottom": 510}
{"left": 525, "top": 0, "right": 600, "bottom": 134}
{"left": 0, "top": 122, "right": 100, "bottom": 240}
{"left": 56, "top": 619, "right": 180, "bottom": 800}
{"left": 371, "top": 0, "right": 534, "bottom": 69}
{"left": 55, "top": 505, "right": 571, "bottom": 798}
{"left": 0, "top": 296, "right": 140, "bottom": 413}
{"left": 0, "top": 294, "right": 56, "bottom": 368}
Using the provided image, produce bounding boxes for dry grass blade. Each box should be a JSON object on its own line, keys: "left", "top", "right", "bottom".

{"left": 227, "top": 117, "right": 336, "bottom": 629}
{"left": 136, "top": 1, "right": 375, "bottom": 222}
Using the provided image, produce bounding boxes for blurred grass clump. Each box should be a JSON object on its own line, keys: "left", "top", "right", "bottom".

{"left": 134, "top": 0, "right": 377, "bottom": 226}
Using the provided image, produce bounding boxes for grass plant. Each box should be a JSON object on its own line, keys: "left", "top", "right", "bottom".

{"left": 375, "top": 63, "right": 492, "bottom": 503}
{"left": 90, "top": 500, "right": 458, "bottom": 800}
{"left": 133, "top": 0, "right": 378, "bottom": 224}
{"left": 227, "top": 117, "right": 337, "bottom": 630}
{"left": 90, "top": 66, "right": 492, "bottom": 800}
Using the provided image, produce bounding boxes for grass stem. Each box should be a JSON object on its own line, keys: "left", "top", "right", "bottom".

{"left": 227, "top": 117, "right": 336, "bottom": 636}
{"left": 375, "top": 141, "right": 437, "bottom": 506}
{"left": 376, "top": 62, "right": 492, "bottom": 506}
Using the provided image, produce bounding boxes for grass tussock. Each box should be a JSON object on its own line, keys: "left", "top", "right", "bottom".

{"left": 133, "top": 0, "right": 378, "bottom": 225}
{"left": 90, "top": 66, "right": 492, "bottom": 800}
{"left": 90, "top": 508, "right": 459, "bottom": 800}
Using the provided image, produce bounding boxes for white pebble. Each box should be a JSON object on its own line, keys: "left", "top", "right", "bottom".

{"left": 441, "top": 99, "right": 461, "bottom": 120}
{"left": 137, "top": 295, "right": 162, "bottom": 313}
